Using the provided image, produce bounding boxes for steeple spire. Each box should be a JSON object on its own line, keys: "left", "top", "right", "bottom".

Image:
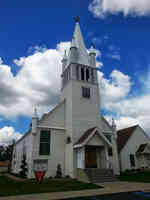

{"left": 33, "top": 107, "right": 38, "bottom": 118}
{"left": 67, "top": 16, "right": 90, "bottom": 66}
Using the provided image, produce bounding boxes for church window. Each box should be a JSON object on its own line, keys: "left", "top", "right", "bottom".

{"left": 81, "top": 67, "right": 84, "bottom": 81}
{"left": 82, "top": 87, "right": 90, "bottom": 99}
{"left": 86, "top": 68, "right": 90, "bottom": 82}
{"left": 39, "top": 130, "right": 50, "bottom": 155}
{"left": 130, "top": 154, "right": 135, "bottom": 167}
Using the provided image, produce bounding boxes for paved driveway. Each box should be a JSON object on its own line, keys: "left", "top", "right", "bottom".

{"left": 0, "top": 181, "right": 150, "bottom": 200}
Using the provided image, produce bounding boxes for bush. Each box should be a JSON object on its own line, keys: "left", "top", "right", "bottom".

{"left": 65, "top": 175, "right": 70, "bottom": 179}
{"left": 55, "top": 164, "right": 62, "bottom": 178}
{"left": 19, "top": 154, "right": 28, "bottom": 178}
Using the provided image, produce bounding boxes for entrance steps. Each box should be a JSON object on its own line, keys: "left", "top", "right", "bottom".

{"left": 85, "top": 168, "right": 118, "bottom": 183}
{"left": 76, "top": 168, "right": 118, "bottom": 183}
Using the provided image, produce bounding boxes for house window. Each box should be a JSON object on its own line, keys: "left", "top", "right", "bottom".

{"left": 39, "top": 130, "right": 50, "bottom": 155}
{"left": 82, "top": 87, "right": 90, "bottom": 99}
{"left": 130, "top": 154, "right": 135, "bottom": 167}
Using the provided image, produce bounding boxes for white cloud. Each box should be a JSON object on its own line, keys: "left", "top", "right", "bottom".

{"left": 0, "top": 42, "right": 71, "bottom": 118}
{"left": 99, "top": 69, "right": 131, "bottom": 104}
{"left": 100, "top": 68, "right": 150, "bottom": 134}
{"left": 0, "top": 126, "right": 22, "bottom": 146}
{"left": 0, "top": 57, "right": 3, "bottom": 64}
{"left": 89, "top": 0, "right": 150, "bottom": 18}
{"left": 0, "top": 40, "right": 150, "bottom": 136}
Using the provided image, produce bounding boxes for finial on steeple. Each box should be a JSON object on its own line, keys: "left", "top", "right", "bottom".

{"left": 75, "top": 16, "right": 80, "bottom": 23}
{"left": 91, "top": 43, "right": 95, "bottom": 48}
{"left": 112, "top": 118, "right": 116, "bottom": 131}
{"left": 63, "top": 50, "right": 67, "bottom": 60}
{"left": 89, "top": 43, "right": 96, "bottom": 55}
{"left": 33, "top": 107, "right": 38, "bottom": 118}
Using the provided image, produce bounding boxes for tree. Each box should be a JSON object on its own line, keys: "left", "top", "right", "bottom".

{"left": 55, "top": 164, "right": 62, "bottom": 178}
{"left": 0, "top": 146, "right": 5, "bottom": 161}
{"left": 20, "top": 154, "right": 28, "bottom": 178}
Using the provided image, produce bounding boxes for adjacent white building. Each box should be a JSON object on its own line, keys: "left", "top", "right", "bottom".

{"left": 117, "top": 125, "right": 150, "bottom": 172}
{"left": 11, "top": 17, "right": 150, "bottom": 181}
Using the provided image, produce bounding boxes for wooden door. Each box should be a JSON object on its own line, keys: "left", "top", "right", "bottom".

{"left": 85, "top": 146, "right": 97, "bottom": 168}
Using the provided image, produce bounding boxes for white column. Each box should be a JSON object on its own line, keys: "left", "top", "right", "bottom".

{"left": 112, "top": 133, "right": 120, "bottom": 175}
{"left": 105, "top": 147, "right": 109, "bottom": 169}
{"left": 89, "top": 68, "right": 92, "bottom": 82}
{"left": 82, "top": 146, "right": 85, "bottom": 169}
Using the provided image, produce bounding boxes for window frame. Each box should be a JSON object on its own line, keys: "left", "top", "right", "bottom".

{"left": 39, "top": 129, "right": 51, "bottom": 156}
{"left": 82, "top": 87, "right": 90, "bottom": 99}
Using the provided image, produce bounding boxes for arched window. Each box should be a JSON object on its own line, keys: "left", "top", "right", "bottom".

{"left": 81, "top": 67, "right": 84, "bottom": 81}
{"left": 86, "top": 68, "right": 90, "bottom": 82}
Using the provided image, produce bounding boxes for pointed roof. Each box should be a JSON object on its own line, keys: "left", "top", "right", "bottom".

{"left": 117, "top": 125, "right": 138, "bottom": 153}
{"left": 74, "top": 127, "right": 112, "bottom": 148}
{"left": 68, "top": 17, "right": 90, "bottom": 66}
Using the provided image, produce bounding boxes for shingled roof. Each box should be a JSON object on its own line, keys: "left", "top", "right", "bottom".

{"left": 75, "top": 127, "right": 96, "bottom": 145}
{"left": 117, "top": 125, "right": 138, "bottom": 153}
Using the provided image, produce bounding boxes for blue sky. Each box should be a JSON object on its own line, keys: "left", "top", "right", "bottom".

{"left": 0, "top": 0, "right": 150, "bottom": 144}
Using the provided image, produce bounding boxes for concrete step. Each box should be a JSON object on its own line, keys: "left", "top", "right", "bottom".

{"left": 84, "top": 168, "right": 118, "bottom": 183}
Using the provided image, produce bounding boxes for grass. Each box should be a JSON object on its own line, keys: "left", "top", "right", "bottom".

{"left": 0, "top": 176, "right": 101, "bottom": 197}
{"left": 119, "top": 171, "right": 150, "bottom": 183}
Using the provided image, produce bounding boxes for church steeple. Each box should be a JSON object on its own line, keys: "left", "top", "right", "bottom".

{"left": 68, "top": 16, "right": 90, "bottom": 66}
{"left": 61, "top": 17, "right": 98, "bottom": 90}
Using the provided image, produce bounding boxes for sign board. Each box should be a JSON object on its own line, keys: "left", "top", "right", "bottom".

{"left": 34, "top": 171, "right": 46, "bottom": 184}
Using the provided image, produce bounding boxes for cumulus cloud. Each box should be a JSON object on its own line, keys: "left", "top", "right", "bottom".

{"left": 0, "top": 39, "right": 150, "bottom": 136}
{"left": 0, "top": 42, "right": 71, "bottom": 118}
{"left": 0, "top": 127, "right": 22, "bottom": 146}
{"left": 99, "top": 69, "right": 131, "bottom": 104}
{"left": 0, "top": 41, "right": 101, "bottom": 118}
{"left": 99, "top": 68, "right": 150, "bottom": 134}
{"left": 89, "top": 0, "right": 150, "bottom": 18}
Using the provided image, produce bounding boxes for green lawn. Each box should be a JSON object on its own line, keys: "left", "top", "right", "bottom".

{"left": 119, "top": 171, "right": 150, "bottom": 183}
{"left": 0, "top": 176, "right": 101, "bottom": 197}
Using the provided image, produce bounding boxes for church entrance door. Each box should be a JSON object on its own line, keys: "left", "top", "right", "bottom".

{"left": 85, "top": 146, "right": 97, "bottom": 168}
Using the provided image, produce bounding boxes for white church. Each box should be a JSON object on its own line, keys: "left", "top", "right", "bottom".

{"left": 12, "top": 17, "right": 150, "bottom": 182}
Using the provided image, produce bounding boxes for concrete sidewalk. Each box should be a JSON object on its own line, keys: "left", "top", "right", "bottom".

{"left": 0, "top": 181, "right": 150, "bottom": 200}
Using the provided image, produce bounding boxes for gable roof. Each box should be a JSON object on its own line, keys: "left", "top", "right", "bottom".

{"left": 75, "top": 127, "right": 96, "bottom": 145}
{"left": 117, "top": 125, "right": 138, "bottom": 153}
{"left": 74, "top": 127, "right": 112, "bottom": 148}
{"left": 39, "top": 99, "right": 65, "bottom": 123}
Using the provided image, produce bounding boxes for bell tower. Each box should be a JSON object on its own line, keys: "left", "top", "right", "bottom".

{"left": 61, "top": 17, "right": 102, "bottom": 177}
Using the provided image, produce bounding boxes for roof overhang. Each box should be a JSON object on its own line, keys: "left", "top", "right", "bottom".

{"left": 74, "top": 127, "right": 112, "bottom": 148}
